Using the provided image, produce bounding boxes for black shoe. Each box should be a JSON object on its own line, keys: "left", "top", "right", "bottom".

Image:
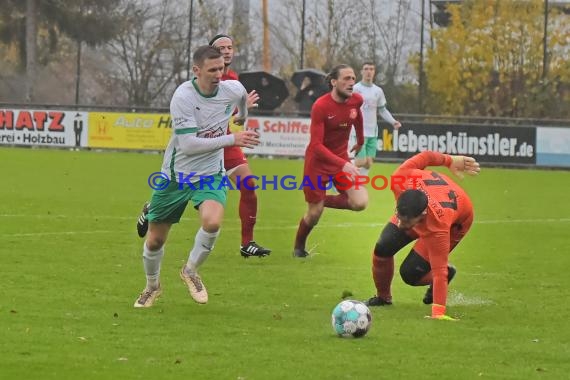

{"left": 423, "top": 265, "right": 456, "bottom": 305}
{"left": 422, "top": 287, "right": 433, "bottom": 305}
{"left": 365, "top": 296, "right": 393, "bottom": 307}
{"left": 292, "top": 248, "right": 310, "bottom": 258}
{"left": 240, "top": 241, "right": 271, "bottom": 258}
{"left": 136, "top": 202, "right": 150, "bottom": 238}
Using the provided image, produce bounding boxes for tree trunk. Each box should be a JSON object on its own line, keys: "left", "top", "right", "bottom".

{"left": 231, "top": 0, "right": 250, "bottom": 72}
{"left": 25, "top": 0, "right": 37, "bottom": 102}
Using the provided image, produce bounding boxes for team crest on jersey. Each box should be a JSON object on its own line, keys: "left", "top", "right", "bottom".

{"left": 349, "top": 108, "right": 358, "bottom": 119}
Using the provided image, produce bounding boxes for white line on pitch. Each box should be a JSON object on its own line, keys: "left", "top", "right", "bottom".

{"left": 2, "top": 214, "right": 570, "bottom": 225}
{"left": 1, "top": 230, "right": 117, "bottom": 238}
{"left": 1, "top": 217, "right": 570, "bottom": 238}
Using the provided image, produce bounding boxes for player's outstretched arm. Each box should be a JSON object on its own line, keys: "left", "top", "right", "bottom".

{"left": 449, "top": 155, "right": 480, "bottom": 179}
{"left": 246, "top": 90, "right": 259, "bottom": 109}
{"left": 233, "top": 130, "right": 260, "bottom": 149}
{"left": 341, "top": 161, "right": 360, "bottom": 177}
{"left": 349, "top": 143, "right": 363, "bottom": 155}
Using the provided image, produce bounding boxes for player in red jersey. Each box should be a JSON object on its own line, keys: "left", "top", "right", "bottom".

{"left": 208, "top": 34, "right": 270, "bottom": 258}
{"left": 364, "top": 151, "right": 480, "bottom": 321}
{"left": 136, "top": 34, "right": 270, "bottom": 259}
{"left": 293, "top": 64, "right": 367, "bottom": 258}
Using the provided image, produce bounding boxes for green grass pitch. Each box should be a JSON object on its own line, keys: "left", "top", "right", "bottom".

{"left": 1, "top": 147, "right": 569, "bottom": 379}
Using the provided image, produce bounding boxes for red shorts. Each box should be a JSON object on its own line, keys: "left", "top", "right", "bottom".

{"left": 303, "top": 171, "right": 346, "bottom": 203}
{"left": 224, "top": 146, "right": 247, "bottom": 171}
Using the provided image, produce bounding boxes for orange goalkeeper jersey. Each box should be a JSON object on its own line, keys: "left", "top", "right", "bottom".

{"left": 392, "top": 151, "right": 474, "bottom": 306}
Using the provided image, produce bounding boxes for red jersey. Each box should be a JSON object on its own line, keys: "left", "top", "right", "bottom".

{"left": 222, "top": 69, "right": 239, "bottom": 81}
{"left": 392, "top": 151, "right": 474, "bottom": 307}
{"left": 305, "top": 93, "right": 364, "bottom": 175}
{"left": 222, "top": 68, "right": 245, "bottom": 164}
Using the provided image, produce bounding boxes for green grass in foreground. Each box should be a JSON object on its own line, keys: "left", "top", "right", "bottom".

{"left": 1, "top": 147, "right": 569, "bottom": 379}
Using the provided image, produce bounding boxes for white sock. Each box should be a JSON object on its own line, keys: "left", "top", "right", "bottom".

{"left": 186, "top": 227, "right": 220, "bottom": 274}
{"left": 359, "top": 167, "right": 370, "bottom": 176}
{"left": 143, "top": 242, "right": 164, "bottom": 290}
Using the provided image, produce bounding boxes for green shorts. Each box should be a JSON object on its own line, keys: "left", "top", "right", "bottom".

{"left": 147, "top": 173, "right": 228, "bottom": 224}
{"left": 356, "top": 137, "right": 378, "bottom": 158}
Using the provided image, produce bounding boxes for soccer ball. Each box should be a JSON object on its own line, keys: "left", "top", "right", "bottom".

{"left": 331, "top": 300, "right": 372, "bottom": 338}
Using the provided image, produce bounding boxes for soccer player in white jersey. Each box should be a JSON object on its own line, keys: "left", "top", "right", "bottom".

{"left": 353, "top": 62, "right": 401, "bottom": 175}
{"left": 134, "top": 46, "right": 260, "bottom": 308}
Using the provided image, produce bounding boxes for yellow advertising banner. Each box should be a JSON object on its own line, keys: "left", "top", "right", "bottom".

{"left": 88, "top": 112, "right": 173, "bottom": 150}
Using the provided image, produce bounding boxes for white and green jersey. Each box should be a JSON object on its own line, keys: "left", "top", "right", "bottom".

{"left": 162, "top": 79, "right": 247, "bottom": 181}
{"left": 353, "top": 82, "right": 387, "bottom": 137}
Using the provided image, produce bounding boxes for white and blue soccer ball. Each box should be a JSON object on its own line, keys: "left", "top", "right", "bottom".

{"left": 331, "top": 300, "right": 372, "bottom": 338}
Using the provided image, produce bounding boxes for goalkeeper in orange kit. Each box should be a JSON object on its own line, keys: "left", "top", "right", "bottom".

{"left": 365, "top": 151, "right": 480, "bottom": 320}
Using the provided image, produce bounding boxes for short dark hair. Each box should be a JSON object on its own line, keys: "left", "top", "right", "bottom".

{"left": 396, "top": 189, "right": 428, "bottom": 218}
{"left": 361, "top": 61, "right": 375, "bottom": 68}
{"left": 208, "top": 34, "right": 233, "bottom": 46}
{"left": 193, "top": 45, "right": 222, "bottom": 66}
{"left": 325, "top": 64, "right": 351, "bottom": 90}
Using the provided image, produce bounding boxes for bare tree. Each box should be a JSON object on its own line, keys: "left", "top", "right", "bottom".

{"left": 107, "top": 0, "right": 186, "bottom": 106}
{"left": 267, "top": 0, "right": 304, "bottom": 71}
{"left": 231, "top": 0, "right": 251, "bottom": 72}
{"left": 364, "top": 0, "right": 413, "bottom": 85}
{"left": 270, "top": 0, "right": 366, "bottom": 71}
{"left": 269, "top": 0, "right": 416, "bottom": 75}
{"left": 192, "top": 0, "right": 232, "bottom": 41}
{"left": 25, "top": 0, "right": 37, "bottom": 102}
